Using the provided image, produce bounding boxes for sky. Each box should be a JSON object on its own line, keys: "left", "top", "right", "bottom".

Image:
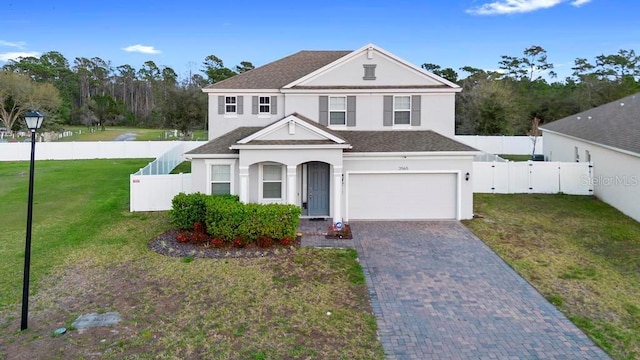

{"left": 1, "top": 0, "right": 639, "bottom": 81}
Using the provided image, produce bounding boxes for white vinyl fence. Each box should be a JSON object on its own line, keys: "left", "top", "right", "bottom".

{"left": 0, "top": 141, "right": 205, "bottom": 161}
{"left": 130, "top": 173, "right": 192, "bottom": 211}
{"left": 473, "top": 161, "right": 593, "bottom": 195}
{"left": 455, "top": 135, "right": 542, "bottom": 155}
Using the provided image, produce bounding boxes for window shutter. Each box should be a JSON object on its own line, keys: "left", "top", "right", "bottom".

{"left": 237, "top": 96, "right": 244, "bottom": 115}
{"left": 383, "top": 95, "right": 393, "bottom": 126}
{"left": 347, "top": 96, "right": 356, "bottom": 127}
{"left": 252, "top": 96, "right": 258, "bottom": 114}
{"left": 271, "top": 96, "right": 277, "bottom": 114}
{"left": 218, "top": 96, "right": 224, "bottom": 114}
{"left": 411, "top": 95, "right": 421, "bottom": 126}
{"left": 319, "top": 96, "right": 328, "bottom": 126}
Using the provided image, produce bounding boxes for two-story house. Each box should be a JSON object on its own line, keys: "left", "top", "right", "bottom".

{"left": 186, "top": 44, "right": 478, "bottom": 222}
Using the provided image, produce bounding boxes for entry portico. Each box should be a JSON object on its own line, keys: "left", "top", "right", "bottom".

{"left": 229, "top": 114, "right": 349, "bottom": 223}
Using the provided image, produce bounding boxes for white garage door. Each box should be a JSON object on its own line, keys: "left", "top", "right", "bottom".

{"left": 347, "top": 172, "right": 458, "bottom": 220}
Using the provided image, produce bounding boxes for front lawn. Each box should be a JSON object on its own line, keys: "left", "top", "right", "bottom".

{"left": 464, "top": 194, "right": 640, "bottom": 360}
{"left": 0, "top": 160, "right": 383, "bottom": 359}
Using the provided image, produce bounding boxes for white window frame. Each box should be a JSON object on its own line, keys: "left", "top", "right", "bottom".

{"left": 225, "top": 96, "right": 237, "bottom": 115}
{"left": 259, "top": 163, "right": 285, "bottom": 203}
{"left": 258, "top": 96, "right": 271, "bottom": 115}
{"left": 393, "top": 95, "right": 411, "bottom": 126}
{"left": 206, "top": 159, "right": 236, "bottom": 195}
{"left": 329, "top": 96, "right": 347, "bottom": 126}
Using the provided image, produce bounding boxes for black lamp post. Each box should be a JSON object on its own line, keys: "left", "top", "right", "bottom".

{"left": 21, "top": 110, "right": 44, "bottom": 331}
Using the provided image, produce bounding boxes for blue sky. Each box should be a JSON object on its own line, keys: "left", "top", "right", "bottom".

{"left": 1, "top": 0, "right": 638, "bottom": 81}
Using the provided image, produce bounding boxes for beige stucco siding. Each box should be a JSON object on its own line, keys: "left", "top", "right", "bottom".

{"left": 283, "top": 93, "right": 456, "bottom": 137}
{"left": 301, "top": 51, "right": 442, "bottom": 87}
{"left": 543, "top": 131, "right": 640, "bottom": 222}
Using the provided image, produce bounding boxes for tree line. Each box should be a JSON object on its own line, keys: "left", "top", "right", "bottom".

{"left": 2, "top": 46, "right": 640, "bottom": 136}
{"left": 0, "top": 52, "right": 251, "bottom": 135}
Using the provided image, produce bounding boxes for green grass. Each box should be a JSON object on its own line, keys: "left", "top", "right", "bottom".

{"left": 52, "top": 127, "right": 207, "bottom": 142}
{"left": 464, "top": 194, "right": 640, "bottom": 360}
{"left": 0, "top": 159, "right": 382, "bottom": 359}
{"left": 170, "top": 161, "right": 192, "bottom": 174}
{"left": 498, "top": 154, "right": 532, "bottom": 161}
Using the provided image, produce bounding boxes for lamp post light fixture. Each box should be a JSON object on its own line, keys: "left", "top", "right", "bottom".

{"left": 21, "top": 110, "right": 44, "bottom": 331}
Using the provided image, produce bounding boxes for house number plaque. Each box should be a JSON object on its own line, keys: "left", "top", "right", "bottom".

{"left": 398, "top": 166, "right": 409, "bottom": 170}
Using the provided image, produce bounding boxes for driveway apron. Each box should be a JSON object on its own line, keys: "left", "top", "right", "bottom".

{"left": 351, "top": 221, "right": 610, "bottom": 360}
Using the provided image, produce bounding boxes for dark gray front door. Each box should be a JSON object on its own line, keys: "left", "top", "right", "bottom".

{"left": 308, "top": 162, "right": 330, "bottom": 216}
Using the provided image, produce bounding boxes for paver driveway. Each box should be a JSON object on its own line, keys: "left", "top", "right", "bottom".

{"left": 351, "top": 221, "right": 610, "bottom": 360}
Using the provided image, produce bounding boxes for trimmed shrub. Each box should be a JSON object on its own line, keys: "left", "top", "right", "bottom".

{"left": 204, "top": 196, "right": 301, "bottom": 245}
{"left": 205, "top": 195, "right": 245, "bottom": 241}
{"left": 169, "top": 192, "right": 209, "bottom": 230}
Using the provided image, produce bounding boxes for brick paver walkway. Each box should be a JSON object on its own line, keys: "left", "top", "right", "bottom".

{"left": 350, "top": 221, "right": 610, "bottom": 360}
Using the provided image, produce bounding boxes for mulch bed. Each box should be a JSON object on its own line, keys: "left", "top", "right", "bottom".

{"left": 149, "top": 229, "right": 301, "bottom": 259}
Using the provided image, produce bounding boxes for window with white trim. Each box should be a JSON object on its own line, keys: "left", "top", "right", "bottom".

{"left": 210, "top": 164, "right": 231, "bottom": 195}
{"left": 329, "top": 96, "right": 346, "bottom": 125}
{"left": 394, "top": 96, "right": 411, "bottom": 125}
{"left": 225, "top": 96, "right": 237, "bottom": 114}
{"left": 261, "top": 164, "right": 283, "bottom": 199}
{"left": 259, "top": 96, "right": 270, "bottom": 114}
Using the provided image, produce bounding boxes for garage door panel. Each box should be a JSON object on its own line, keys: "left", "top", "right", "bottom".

{"left": 348, "top": 173, "right": 457, "bottom": 220}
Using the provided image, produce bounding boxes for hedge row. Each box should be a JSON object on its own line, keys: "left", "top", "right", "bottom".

{"left": 169, "top": 192, "right": 300, "bottom": 243}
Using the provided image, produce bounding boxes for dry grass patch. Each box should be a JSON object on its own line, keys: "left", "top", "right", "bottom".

{"left": 464, "top": 194, "right": 640, "bottom": 360}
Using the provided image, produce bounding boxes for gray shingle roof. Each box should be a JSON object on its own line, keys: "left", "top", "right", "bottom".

{"left": 541, "top": 93, "right": 640, "bottom": 154}
{"left": 186, "top": 127, "right": 262, "bottom": 155}
{"left": 186, "top": 126, "right": 477, "bottom": 155}
{"left": 337, "top": 130, "right": 477, "bottom": 152}
{"left": 204, "top": 50, "right": 351, "bottom": 90}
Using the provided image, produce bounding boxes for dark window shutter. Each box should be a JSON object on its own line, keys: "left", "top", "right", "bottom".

{"left": 383, "top": 96, "right": 393, "bottom": 126}
{"left": 411, "top": 95, "right": 421, "bottom": 126}
{"left": 271, "top": 96, "right": 277, "bottom": 114}
{"left": 347, "top": 96, "right": 356, "bottom": 127}
{"left": 252, "top": 96, "right": 258, "bottom": 114}
{"left": 218, "top": 96, "right": 225, "bottom": 114}
{"left": 237, "top": 96, "right": 244, "bottom": 115}
{"left": 319, "top": 96, "right": 328, "bottom": 126}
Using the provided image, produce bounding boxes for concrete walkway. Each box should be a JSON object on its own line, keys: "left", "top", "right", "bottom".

{"left": 349, "top": 221, "right": 610, "bottom": 360}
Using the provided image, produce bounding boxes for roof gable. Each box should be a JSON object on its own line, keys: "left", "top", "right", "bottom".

{"left": 236, "top": 114, "right": 347, "bottom": 145}
{"left": 541, "top": 93, "right": 640, "bottom": 155}
{"left": 284, "top": 44, "right": 460, "bottom": 90}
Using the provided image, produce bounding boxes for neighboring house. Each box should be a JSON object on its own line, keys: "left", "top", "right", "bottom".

{"left": 186, "top": 44, "right": 479, "bottom": 222}
{"left": 541, "top": 93, "right": 640, "bottom": 222}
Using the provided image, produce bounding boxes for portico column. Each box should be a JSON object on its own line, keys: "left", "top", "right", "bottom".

{"left": 287, "top": 165, "right": 297, "bottom": 205}
{"left": 333, "top": 166, "right": 343, "bottom": 224}
{"left": 239, "top": 166, "right": 249, "bottom": 203}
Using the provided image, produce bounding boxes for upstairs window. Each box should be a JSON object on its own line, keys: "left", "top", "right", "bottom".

{"left": 225, "top": 96, "right": 237, "bottom": 114}
{"left": 329, "top": 96, "right": 346, "bottom": 125}
{"left": 393, "top": 96, "right": 411, "bottom": 125}
{"left": 259, "top": 96, "right": 270, "bottom": 114}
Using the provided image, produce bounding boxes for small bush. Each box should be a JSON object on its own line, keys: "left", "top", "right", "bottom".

{"left": 169, "top": 192, "right": 209, "bottom": 230}
{"left": 205, "top": 196, "right": 301, "bottom": 245}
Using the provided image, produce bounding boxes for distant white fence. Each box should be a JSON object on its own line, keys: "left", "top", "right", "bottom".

{"left": 473, "top": 161, "right": 593, "bottom": 195}
{"left": 0, "top": 141, "right": 205, "bottom": 161}
{"left": 456, "top": 136, "right": 542, "bottom": 155}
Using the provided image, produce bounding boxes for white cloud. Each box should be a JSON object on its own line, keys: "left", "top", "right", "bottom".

{"left": 571, "top": 0, "right": 591, "bottom": 6}
{"left": 0, "top": 40, "right": 26, "bottom": 48}
{"left": 122, "top": 44, "right": 161, "bottom": 54}
{"left": 466, "top": 0, "right": 590, "bottom": 15}
{"left": 0, "top": 51, "right": 40, "bottom": 62}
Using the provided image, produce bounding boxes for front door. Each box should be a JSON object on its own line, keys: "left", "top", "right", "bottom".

{"left": 307, "top": 162, "right": 330, "bottom": 216}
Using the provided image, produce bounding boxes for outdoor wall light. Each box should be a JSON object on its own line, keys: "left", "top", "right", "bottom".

{"left": 21, "top": 110, "right": 44, "bottom": 331}
{"left": 465, "top": 172, "right": 470, "bottom": 181}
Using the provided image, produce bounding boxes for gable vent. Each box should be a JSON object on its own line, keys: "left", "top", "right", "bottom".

{"left": 363, "top": 64, "right": 377, "bottom": 80}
